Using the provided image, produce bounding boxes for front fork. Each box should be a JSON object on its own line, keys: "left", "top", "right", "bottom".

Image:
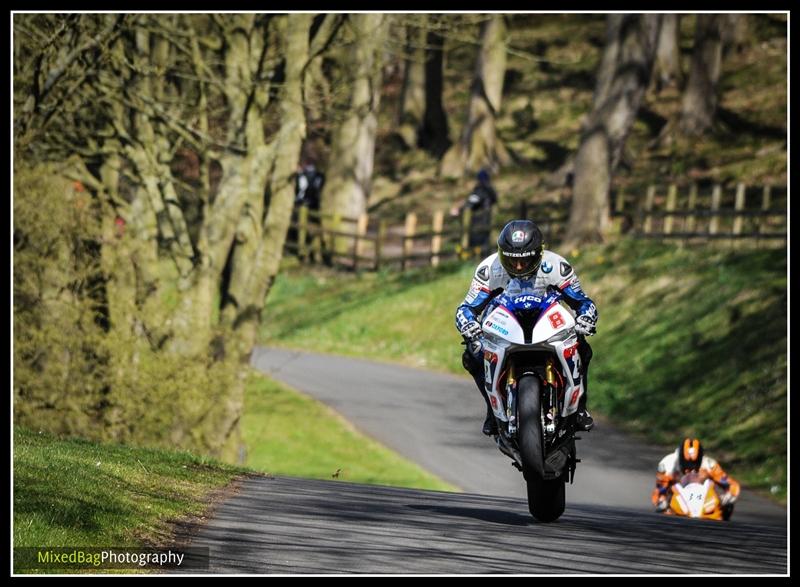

{"left": 506, "top": 369, "right": 517, "bottom": 436}
{"left": 506, "top": 359, "right": 560, "bottom": 441}
{"left": 543, "top": 359, "right": 559, "bottom": 438}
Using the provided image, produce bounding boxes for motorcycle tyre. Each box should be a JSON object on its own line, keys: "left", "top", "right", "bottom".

{"left": 518, "top": 375, "right": 566, "bottom": 523}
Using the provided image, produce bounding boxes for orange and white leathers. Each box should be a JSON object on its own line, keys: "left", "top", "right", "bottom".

{"left": 650, "top": 449, "right": 741, "bottom": 509}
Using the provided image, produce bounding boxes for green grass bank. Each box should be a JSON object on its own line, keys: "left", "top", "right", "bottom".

{"left": 12, "top": 426, "right": 245, "bottom": 572}
{"left": 261, "top": 239, "right": 787, "bottom": 502}
{"left": 241, "top": 372, "right": 457, "bottom": 491}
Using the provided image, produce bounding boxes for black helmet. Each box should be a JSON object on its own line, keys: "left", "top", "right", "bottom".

{"left": 679, "top": 438, "right": 704, "bottom": 472}
{"left": 497, "top": 220, "right": 544, "bottom": 278}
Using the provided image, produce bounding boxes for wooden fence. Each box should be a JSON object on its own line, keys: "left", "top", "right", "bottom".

{"left": 284, "top": 206, "right": 495, "bottom": 271}
{"left": 613, "top": 182, "right": 787, "bottom": 243}
{"left": 284, "top": 182, "right": 787, "bottom": 272}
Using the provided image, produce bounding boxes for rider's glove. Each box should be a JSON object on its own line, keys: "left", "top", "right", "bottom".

{"left": 575, "top": 313, "right": 597, "bottom": 336}
{"left": 460, "top": 321, "right": 484, "bottom": 356}
{"left": 720, "top": 491, "right": 737, "bottom": 507}
{"left": 460, "top": 320, "right": 483, "bottom": 342}
{"left": 655, "top": 498, "right": 668, "bottom": 512}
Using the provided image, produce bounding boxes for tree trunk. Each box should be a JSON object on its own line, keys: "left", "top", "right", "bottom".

{"left": 322, "top": 14, "right": 388, "bottom": 244}
{"left": 565, "top": 14, "right": 661, "bottom": 246}
{"left": 679, "top": 15, "right": 723, "bottom": 136}
{"left": 440, "top": 15, "right": 510, "bottom": 178}
{"left": 653, "top": 14, "right": 682, "bottom": 92}
{"left": 396, "top": 19, "right": 427, "bottom": 149}
{"left": 418, "top": 24, "right": 450, "bottom": 157}
{"left": 721, "top": 14, "right": 749, "bottom": 55}
{"left": 592, "top": 15, "right": 624, "bottom": 109}
{"left": 304, "top": 15, "right": 342, "bottom": 128}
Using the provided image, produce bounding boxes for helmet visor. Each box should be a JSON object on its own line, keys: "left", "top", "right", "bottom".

{"left": 500, "top": 249, "right": 542, "bottom": 277}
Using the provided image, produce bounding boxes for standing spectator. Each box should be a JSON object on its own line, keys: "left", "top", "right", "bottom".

{"left": 290, "top": 159, "right": 326, "bottom": 260}
{"left": 295, "top": 159, "right": 325, "bottom": 212}
{"left": 451, "top": 168, "right": 498, "bottom": 258}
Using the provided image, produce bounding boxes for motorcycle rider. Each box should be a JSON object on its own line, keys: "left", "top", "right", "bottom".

{"left": 651, "top": 438, "right": 741, "bottom": 518}
{"left": 455, "top": 219, "right": 598, "bottom": 436}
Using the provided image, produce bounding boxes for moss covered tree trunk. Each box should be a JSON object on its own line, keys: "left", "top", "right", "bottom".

{"left": 418, "top": 21, "right": 451, "bottom": 158}
{"left": 397, "top": 18, "right": 427, "bottom": 149}
{"left": 653, "top": 14, "right": 682, "bottom": 92}
{"left": 322, "top": 14, "right": 389, "bottom": 246}
{"left": 680, "top": 15, "right": 723, "bottom": 136}
{"left": 14, "top": 14, "right": 315, "bottom": 462}
{"left": 565, "top": 14, "right": 661, "bottom": 246}
{"left": 440, "top": 15, "right": 510, "bottom": 178}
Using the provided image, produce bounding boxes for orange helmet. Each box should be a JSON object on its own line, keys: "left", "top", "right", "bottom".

{"left": 679, "top": 438, "right": 704, "bottom": 472}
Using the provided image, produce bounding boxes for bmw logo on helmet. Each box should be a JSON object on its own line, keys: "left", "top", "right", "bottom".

{"left": 511, "top": 230, "right": 526, "bottom": 243}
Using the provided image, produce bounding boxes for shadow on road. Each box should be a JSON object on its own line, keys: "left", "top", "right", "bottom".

{"left": 177, "top": 475, "right": 786, "bottom": 575}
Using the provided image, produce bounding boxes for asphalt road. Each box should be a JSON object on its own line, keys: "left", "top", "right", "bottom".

{"left": 179, "top": 347, "right": 787, "bottom": 574}
{"left": 181, "top": 475, "right": 786, "bottom": 574}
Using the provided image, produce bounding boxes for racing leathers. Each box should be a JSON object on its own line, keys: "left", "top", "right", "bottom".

{"left": 651, "top": 450, "right": 741, "bottom": 516}
{"left": 455, "top": 250, "right": 598, "bottom": 435}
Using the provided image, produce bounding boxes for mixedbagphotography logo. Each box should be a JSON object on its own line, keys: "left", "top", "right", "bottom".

{"left": 14, "top": 547, "right": 210, "bottom": 571}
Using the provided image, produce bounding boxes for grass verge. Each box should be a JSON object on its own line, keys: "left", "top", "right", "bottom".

{"left": 12, "top": 426, "right": 246, "bottom": 573}
{"left": 241, "top": 370, "right": 458, "bottom": 492}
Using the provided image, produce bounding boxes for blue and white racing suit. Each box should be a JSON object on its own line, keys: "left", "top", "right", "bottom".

{"left": 455, "top": 250, "right": 598, "bottom": 409}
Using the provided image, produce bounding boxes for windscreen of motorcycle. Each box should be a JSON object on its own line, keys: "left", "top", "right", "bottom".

{"left": 482, "top": 306, "right": 525, "bottom": 344}
{"left": 674, "top": 479, "right": 713, "bottom": 518}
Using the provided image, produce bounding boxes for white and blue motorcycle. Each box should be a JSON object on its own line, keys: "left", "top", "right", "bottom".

{"left": 481, "top": 279, "right": 586, "bottom": 522}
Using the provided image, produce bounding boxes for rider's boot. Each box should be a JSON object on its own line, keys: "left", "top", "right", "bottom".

{"left": 463, "top": 347, "right": 498, "bottom": 436}
{"left": 722, "top": 503, "right": 735, "bottom": 521}
{"left": 576, "top": 407, "right": 594, "bottom": 432}
{"left": 482, "top": 402, "right": 498, "bottom": 436}
{"left": 576, "top": 338, "right": 594, "bottom": 431}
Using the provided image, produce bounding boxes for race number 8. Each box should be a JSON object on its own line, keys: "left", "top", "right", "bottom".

{"left": 549, "top": 311, "right": 565, "bottom": 329}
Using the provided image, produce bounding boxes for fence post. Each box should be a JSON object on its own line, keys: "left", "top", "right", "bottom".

{"left": 607, "top": 186, "right": 625, "bottom": 235}
{"left": 709, "top": 185, "right": 722, "bottom": 236}
{"left": 375, "top": 219, "right": 387, "bottom": 271}
{"left": 643, "top": 185, "right": 656, "bottom": 235}
{"left": 353, "top": 213, "right": 368, "bottom": 272}
{"left": 757, "top": 184, "right": 772, "bottom": 240}
{"left": 614, "top": 187, "right": 626, "bottom": 214}
{"left": 460, "top": 207, "right": 472, "bottom": 255}
{"left": 311, "top": 210, "right": 323, "bottom": 263}
{"left": 761, "top": 184, "right": 772, "bottom": 211}
{"left": 331, "top": 212, "right": 341, "bottom": 265}
{"left": 402, "top": 212, "right": 417, "bottom": 271}
{"left": 686, "top": 183, "right": 698, "bottom": 235}
{"left": 297, "top": 205, "right": 309, "bottom": 261}
{"left": 431, "top": 210, "right": 444, "bottom": 267}
{"left": 733, "top": 183, "right": 746, "bottom": 237}
{"left": 664, "top": 184, "right": 678, "bottom": 235}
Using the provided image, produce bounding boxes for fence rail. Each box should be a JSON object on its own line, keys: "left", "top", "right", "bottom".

{"left": 284, "top": 181, "right": 786, "bottom": 272}
{"left": 616, "top": 182, "right": 787, "bottom": 241}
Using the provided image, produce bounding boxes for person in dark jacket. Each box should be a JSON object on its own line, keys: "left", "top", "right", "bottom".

{"left": 295, "top": 160, "right": 325, "bottom": 212}
{"left": 451, "top": 168, "right": 498, "bottom": 258}
{"left": 290, "top": 159, "right": 326, "bottom": 259}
